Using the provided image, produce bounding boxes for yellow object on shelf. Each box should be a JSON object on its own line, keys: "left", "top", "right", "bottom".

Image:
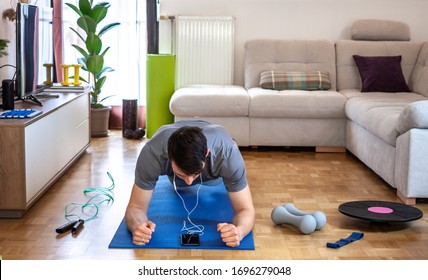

{"left": 43, "top": 63, "right": 53, "bottom": 85}
{"left": 72, "top": 64, "right": 82, "bottom": 86}
{"left": 61, "top": 64, "right": 71, "bottom": 86}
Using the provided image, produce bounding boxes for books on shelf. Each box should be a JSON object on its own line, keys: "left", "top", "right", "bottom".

{"left": 43, "top": 83, "right": 90, "bottom": 93}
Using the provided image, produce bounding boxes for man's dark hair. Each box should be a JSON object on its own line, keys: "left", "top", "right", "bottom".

{"left": 167, "top": 126, "right": 208, "bottom": 175}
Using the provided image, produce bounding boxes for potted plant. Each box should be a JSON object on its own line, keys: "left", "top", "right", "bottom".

{"left": 0, "top": 39, "right": 10, "bottom": 57}
{"left": 66, "top": 0, "right": 120, "bottom": 137}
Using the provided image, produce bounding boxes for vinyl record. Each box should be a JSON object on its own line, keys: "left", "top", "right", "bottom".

{"left": 338, "top": 200, "right": 423, "bottom": 222}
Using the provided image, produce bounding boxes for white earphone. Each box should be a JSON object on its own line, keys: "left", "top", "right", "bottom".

{"left": 173, "top": 173, "right": 204, "bottom": 235}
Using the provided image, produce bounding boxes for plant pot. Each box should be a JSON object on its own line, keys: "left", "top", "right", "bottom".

{"left": 91, "top": 106, "right": 112, "bottom": 137}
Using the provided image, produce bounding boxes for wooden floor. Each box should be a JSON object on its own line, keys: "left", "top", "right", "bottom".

{"left": 1, "top": 130, "right": 427, "bottom": 260}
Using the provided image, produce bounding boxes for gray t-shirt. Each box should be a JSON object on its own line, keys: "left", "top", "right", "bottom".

{"left": 134, "top": 120, "right": 248, "bottom": 192}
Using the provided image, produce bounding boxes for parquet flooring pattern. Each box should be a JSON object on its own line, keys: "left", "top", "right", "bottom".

{"left": 0, "top": 130, "right": 427, "bottom": 260}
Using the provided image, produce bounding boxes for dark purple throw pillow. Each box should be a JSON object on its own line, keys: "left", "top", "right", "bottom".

{"left": 353, "top": 55, "right": 410, "bottom": 92}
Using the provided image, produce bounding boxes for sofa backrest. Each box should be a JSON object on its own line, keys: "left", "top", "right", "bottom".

{"left": 244, "top": 39, "right": 337, "bottom": 90}
{"left": 336, "top": 40, "right": 423, "bottom": 91}
{"left": 409, "top": 42, "right": 428, "bottom": 98}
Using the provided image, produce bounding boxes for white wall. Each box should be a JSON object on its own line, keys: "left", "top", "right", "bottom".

{"left": 159, "top": 0, "right": 428, "bottom": 85}
{"left": 2, "top": 1, "right": 428, "bottom": 86}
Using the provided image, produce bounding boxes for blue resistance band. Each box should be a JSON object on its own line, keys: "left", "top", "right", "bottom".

{"left": 326, "top": 232, "right": 364, "bottom": 249}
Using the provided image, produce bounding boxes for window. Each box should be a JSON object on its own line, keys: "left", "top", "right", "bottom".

{"left": 63, "top": 0, "right": 147, "bottom": 105}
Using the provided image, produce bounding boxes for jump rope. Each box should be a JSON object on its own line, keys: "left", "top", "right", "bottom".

{"left": 56, "top": 170, "right": 203, "bottom": 239}
{"left": 55, "top": 172, "right": 115, "bottom": 235}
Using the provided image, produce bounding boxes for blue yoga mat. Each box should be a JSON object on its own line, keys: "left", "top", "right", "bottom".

{"left": 109, "top": 176, "right": 255, "bottom": 250}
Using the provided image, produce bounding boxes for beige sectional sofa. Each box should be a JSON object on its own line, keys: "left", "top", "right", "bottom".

{"left": 169, "top": 20, "right": 428, "bottom": 204}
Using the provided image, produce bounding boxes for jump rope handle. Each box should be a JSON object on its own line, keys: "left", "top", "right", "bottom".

{"left": 55, "top": 220, "right": 78, "bottom": 234}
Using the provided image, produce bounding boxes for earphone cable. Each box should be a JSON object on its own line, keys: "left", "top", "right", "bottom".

{"left": 173, "top": 173, "right": 204, "bottom": 235}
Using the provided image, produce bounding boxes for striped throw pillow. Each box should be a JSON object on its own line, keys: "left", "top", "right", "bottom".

{"left": 259, "top": 71, "right": 331, "bottom": 90}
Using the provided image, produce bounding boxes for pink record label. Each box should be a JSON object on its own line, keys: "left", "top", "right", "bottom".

{"left": 368, "top": 206, "right": 394, "bottom": 214}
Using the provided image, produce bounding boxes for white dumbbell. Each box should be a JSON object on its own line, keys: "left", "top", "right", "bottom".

{"left": 283, "top": 203, "right": 327, "bottom": 230}
{"left": 271, "top": 206, "right": 317, "bottom": 235}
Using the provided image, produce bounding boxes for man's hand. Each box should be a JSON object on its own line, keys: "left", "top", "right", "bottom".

{"left": 217, "top": 222, "right": 241, "bottom": 247}
{"left": 125, "top": 185, "right": 156, "bottom": 246}
{"left": 132, "top": 221, "right": 156, "bottom": 246}
{"left": 223, "top": 185, "right": 255, "bottom": 247}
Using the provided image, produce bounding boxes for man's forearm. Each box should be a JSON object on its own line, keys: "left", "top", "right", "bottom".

{"left": 125, "top": 206, "right": 148, "bottom": 233}
{"left": 233, "top": 208, "right": 255, "bottom": 241}
{"left": 125, "top": 185, "right": 154, "bottom": 232}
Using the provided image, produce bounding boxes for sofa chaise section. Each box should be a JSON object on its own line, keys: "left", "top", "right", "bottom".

{"left": 336, "top": 35, "right": 428, "bottom": 204}
{"left": 395, "top": 42, "right": 428, "bottom": 203}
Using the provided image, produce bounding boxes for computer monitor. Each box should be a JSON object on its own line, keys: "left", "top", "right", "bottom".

{"left": 15, "top": 2, "right": 54, "bottom": 105}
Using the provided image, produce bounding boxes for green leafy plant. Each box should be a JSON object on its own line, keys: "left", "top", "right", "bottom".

{"left": 66, "top": 0, "right": 120, "bottom": 108}
{"left": 0, "top": 39, "right": 10, "bottom": 58}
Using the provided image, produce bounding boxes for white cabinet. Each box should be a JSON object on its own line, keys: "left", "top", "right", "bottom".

{"left": 0, "top": 92, "right": 90, "bottom": 217}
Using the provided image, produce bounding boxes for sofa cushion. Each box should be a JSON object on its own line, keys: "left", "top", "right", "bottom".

{"left": 169, "top": 85, "right": 250, "bottom": 117}
{"left": 353, "top": 55, "right": 410, "bottom": 92}
{"left": 245, "top": 39, "right": 337, "bottom": 90}
{"left": 409, "top": 42, "right": 428, "bottom": 98}
{"left": 259, "top": 70, "right": 331, "bottom": 90}
{"left": 248, "top": 88, "right": 347, "bottom": 119}
{"left": 345, "top": 92, "right": 427, "bottom": 145}
{"left": 396, "top": 100, "right": 428, "bottom": 134}
{"left": 336, "top": 40, "right": 423, "bottom": 91}
{"left": 341, "top": 89, "right": 408, "bottom": 99}
{"left": 351, "top": 19, "right": 411, "bottom": 41}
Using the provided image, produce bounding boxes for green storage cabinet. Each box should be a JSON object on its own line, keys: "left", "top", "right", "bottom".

{"left": 146, "top": 54, "right": 175, "bottom": 138}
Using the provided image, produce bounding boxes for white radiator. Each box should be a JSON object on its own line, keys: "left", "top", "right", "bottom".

{"left": 174, "top": 15, "right": 235, "bottom": 89}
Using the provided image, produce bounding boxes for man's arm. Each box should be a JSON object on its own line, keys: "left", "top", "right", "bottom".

{"left": 125, "top": 184, "right": 156, "bottom": 245}
{"left": 218, "top": 185, "right": 255, "bottom": 247}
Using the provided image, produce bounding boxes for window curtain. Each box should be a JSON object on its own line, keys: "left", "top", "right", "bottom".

{"left": 147, "top": 0, "right": 159, "bottom": 54}
{"left": 63, "top": 0, "right": 147, "bottom": 105}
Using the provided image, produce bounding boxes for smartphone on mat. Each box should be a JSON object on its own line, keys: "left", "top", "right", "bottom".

{"left": 181, "top": 234, "right": 200, "bottom": 246}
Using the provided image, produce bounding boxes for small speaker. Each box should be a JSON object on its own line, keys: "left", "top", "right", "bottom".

{"left": 2, "top": 79, "right": 15, "bottom": 110}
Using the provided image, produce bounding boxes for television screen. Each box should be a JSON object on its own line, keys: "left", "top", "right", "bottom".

{"left": 16, "top": 3, "right": 53, "bottom": 99}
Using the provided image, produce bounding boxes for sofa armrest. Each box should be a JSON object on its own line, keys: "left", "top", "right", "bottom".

{"left": 396, "top": 100, "right": 428, "bottom": 134}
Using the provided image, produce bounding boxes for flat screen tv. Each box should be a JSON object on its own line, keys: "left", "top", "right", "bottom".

{"left": 15, "top": 2, "right": 54, "bottom": 104}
